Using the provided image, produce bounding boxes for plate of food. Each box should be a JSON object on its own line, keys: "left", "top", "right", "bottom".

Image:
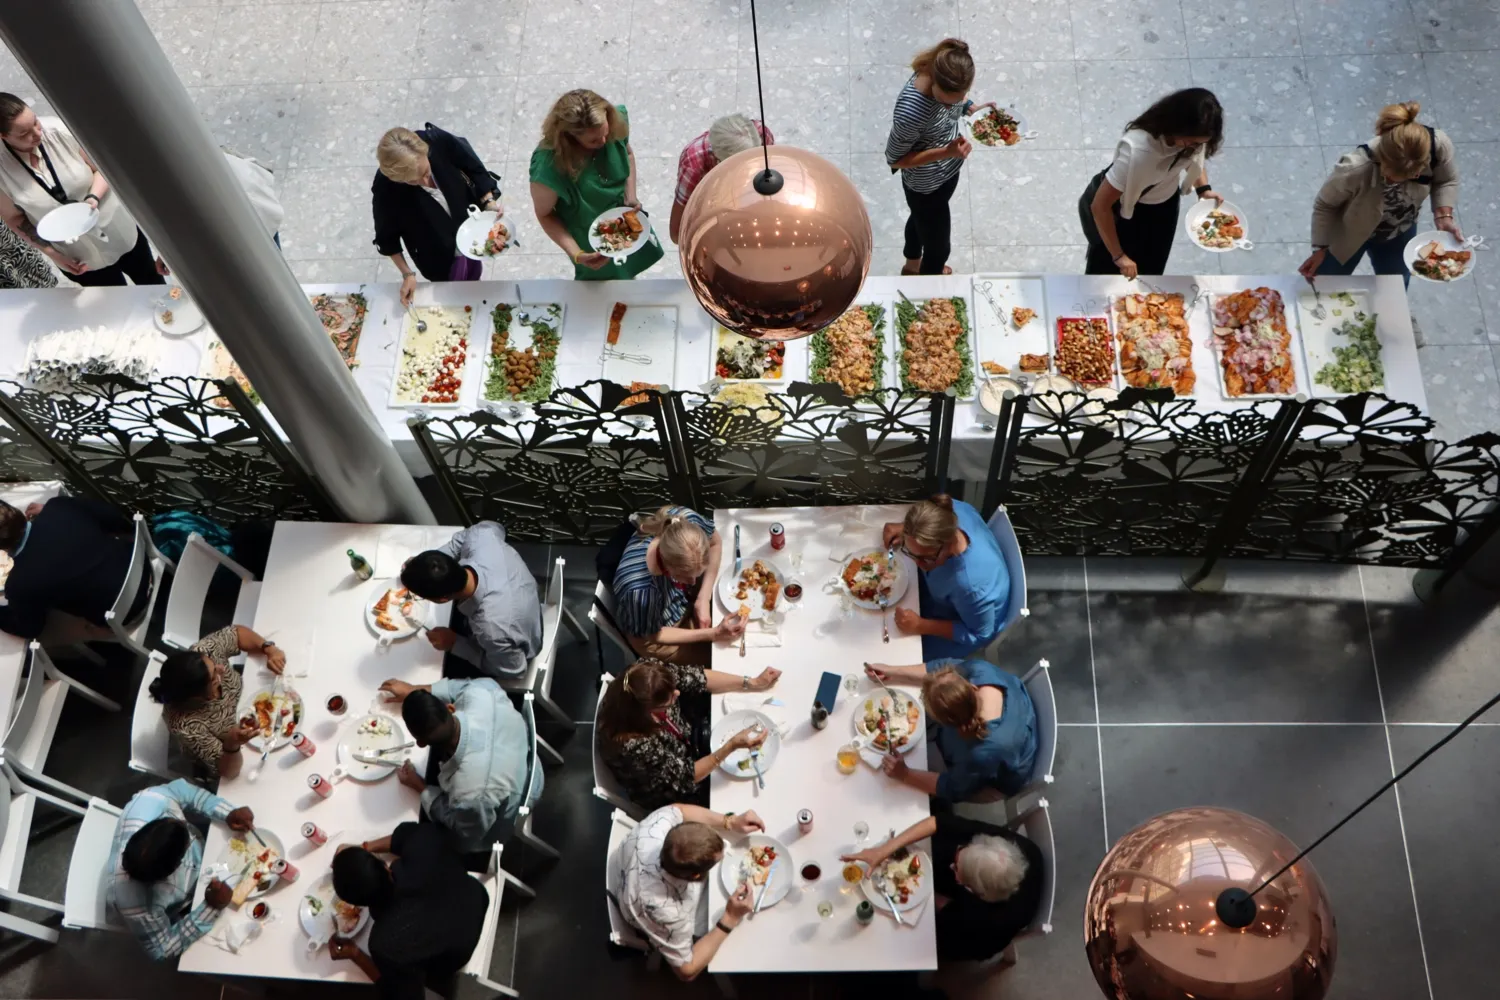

{"left": 390, "top": 304, "right": 474, "bottom": 407}
{"left": 840, "top": 549, "right": 912, "bottom": 610}
{"left": 896, "top": 295, "right": 974, "bottom": 398}
{"left": 299, "top": 875, "right": 369, "bottom": 948}
{"left": 972, "top": 276, "right": 1049, "bottom": 379}
{"left": 589, "top": 206, "right": 651, "bottom": 260}
{"left": 1185, "top": 200, "right": 1251, "bottom": 252}
{"left": 1054, "top": 316, "right": 1117, "bottom": 387}
{"left": 1211, "top": 287, "right": 1299, "bottom": 398}
{"left": 218, "top": 828, "right": 286, "bottom": 903}
{"left": 853, "top": 688, "right": 924, "bottom": 755}
{"left": 602, "top": 302, "right": 677, "bottom": 389}
{"left": 310, "top": 292, "right": 368, "bottom": 371}
{"left": 242, "top": 686, "right": 301, "bottom": 751}
{"left": 709, "top": 709, "right": 780, "bottom": 778}
{"left": 709, "top": 382, "right": 786, "bottom": 426}
{"left": 716, "top": 557, "right": 789, "bottom": 621}
{"left": 456, "top": 205, "right": 513, "bottom": 260}
{"left": 365, "top": 580, "right": 430, "bottom": 639}
{"left": 1404, "top": 230, "right": 1476, "bottom": 282}
{"left": 1111, "top": 293, "right": 1195, "bottom": 395}
{"left": 714, "top": 327, "right": 785, "bottom": 382}
{"left": 718, "top": 834, "right": 792, "bottom": 908}
{"left": 336, "top": 712, "right": 410, "bottom": 782}
{"left": 862, "top": 849, "right": 934, "bottom": 913}
{"left": 1297, "top": 289, "right": 1382, "bottom": 397}
{"left": 964, "top": 105, "right": 1031, "bottom": 147}
{"left": 200, "top": 339, "right": 260, "bottom": 408}
{"left": 153, "top": 285, "right": 204, "bottom": 334}
{"left": 483, "top": 302, "right": 563, "bottom": 404}
{"left": 808, "top": 303, "right": 888, "bottom": 397}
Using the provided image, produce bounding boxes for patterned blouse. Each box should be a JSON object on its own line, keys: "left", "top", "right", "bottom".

{"left": 163, "top": 626, "right": 242, "bottom": 769}
{"left": 601, "top": 660, "right": 709, "bottom": 812}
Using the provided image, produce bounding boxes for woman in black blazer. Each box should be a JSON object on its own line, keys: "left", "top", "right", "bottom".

{"left": 372, "top": 124, "right": 501, "bottom": 305}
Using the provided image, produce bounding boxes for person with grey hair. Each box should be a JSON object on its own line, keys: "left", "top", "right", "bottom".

{"left": 843, "top": 811, "right": 1043, "bottom": 962}
{"left": 668, "top": 113, "right": 774, "bottom": 243}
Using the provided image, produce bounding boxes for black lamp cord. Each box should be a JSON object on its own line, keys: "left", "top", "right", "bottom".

{"left": 748, "top": 0, "right": 772, "bottom": 180}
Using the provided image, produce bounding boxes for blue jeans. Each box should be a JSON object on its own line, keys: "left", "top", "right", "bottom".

{"left": 1317, "top": 225, "right": 1414, "bottom": 287}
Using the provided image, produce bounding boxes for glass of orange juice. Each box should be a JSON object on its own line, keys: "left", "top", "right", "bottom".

{"left": 835, "top": 743, "right": 860, "bottom": 774}
{"left": 841, "top": 860, "right": 867, "bottom": 892}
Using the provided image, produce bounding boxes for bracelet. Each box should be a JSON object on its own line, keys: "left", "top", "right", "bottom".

{"left": 716, "top": 920, "right": 735, "bottom": 934}
{"left": 722, "top": 811, "right": 734, "bottom": 830}
{"left": 1195, "top": 185, "right": 1212, "bottom": 196}
{"left": 83, "top": 193, "right": 100, "bottom": 206}
{"left": 741, "top": 675, "right": 750, "bottom": 691}
{"left": 1111, "top": 252, "right": 1127, "bottom": 264}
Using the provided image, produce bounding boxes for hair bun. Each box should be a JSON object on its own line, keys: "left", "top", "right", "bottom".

{"left": 147, "top": 677, "right": 164, "bottom": 702}
{"left": 944, "top": 38, "right": 969, "bottom": 52}
{"left": 930, "top": 493, "right": 954, "bottom": 510}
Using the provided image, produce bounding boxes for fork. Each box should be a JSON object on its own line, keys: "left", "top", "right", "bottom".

{"left": 877, "top": 594, "right": 890, "bottom": 643}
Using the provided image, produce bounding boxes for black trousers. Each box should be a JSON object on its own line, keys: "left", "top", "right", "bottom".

{"left": 70, "top": 228, "right": 166, "bottom": 287}
{"left": 902, "top": 172, "right": 961, "bottom": 274}
{"left": 1079, "top": 170, "right": 1180, "bottom": 276}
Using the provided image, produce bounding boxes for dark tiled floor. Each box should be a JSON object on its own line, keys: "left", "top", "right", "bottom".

{"left": 8, "top": 550, "right": 1500, "bottom": 1000}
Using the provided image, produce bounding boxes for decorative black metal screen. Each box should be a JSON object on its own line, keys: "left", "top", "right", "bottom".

{"left": 0, "top": 410, "right": 63, "bottom": 484}
{"left": 0, "top": 375, "right": 335, "bottom": 523}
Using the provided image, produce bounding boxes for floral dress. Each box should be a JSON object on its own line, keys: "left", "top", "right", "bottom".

{"left": 162, "top": 626, "right": 242, "bottom": 771}
{"left": 601, "top": 660, "right": 710, "bottom": 812}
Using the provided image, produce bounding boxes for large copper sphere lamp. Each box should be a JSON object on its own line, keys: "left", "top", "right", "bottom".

{"left": 676, "top": 0, "right": 871, "bottom": 341}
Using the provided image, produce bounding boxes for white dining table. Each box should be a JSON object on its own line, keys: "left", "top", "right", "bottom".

{"left": 178, "top": 519, "right": 458, "bottom": 983}
{"left": 707, "top": 504, "right": 936, "bottom": 973}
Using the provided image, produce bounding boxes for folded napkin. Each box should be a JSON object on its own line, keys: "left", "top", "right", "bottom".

{"left": 208, "top": 916, "right": 262, "bottom": 953}
{"left": 375, "top": 527, "right": 434, "bottom": 579}
{"left": 742, "top": 626, "right": 782, "bottom": 649}
{"left": 720, "top": 695, "right": 790, "bottom": 737}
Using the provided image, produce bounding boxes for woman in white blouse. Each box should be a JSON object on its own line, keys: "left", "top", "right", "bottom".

{"left": 1079, "top": 88, "right": 1226, "bottom": 278}
{"left": 0, "top": 94, "right": 165, "bottom": 286}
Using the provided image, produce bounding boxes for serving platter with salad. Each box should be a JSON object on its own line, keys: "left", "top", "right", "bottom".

{"left": 713, "top": 327, "right": 785, "bottom": 382}
{"left": 1296, "top": 288, "right": 1383, "bottom": 397}
{"left": 483, "top": 302, "right": 563, "bottom": 404}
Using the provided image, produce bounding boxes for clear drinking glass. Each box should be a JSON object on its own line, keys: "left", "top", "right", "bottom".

{"left": 853, "top": 821, "right": 869, "bottom": 844}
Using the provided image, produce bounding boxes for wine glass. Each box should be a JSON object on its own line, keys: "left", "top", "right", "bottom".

{"left": 853, "top": 820, "right": 870, "bottom": 845}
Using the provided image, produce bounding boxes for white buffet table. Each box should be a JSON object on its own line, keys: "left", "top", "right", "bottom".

{"left": 707, "top": 504, "right": 935, "bottom": 973}
{"left": 178, "top": 520, "right": 456, "bottom": 983}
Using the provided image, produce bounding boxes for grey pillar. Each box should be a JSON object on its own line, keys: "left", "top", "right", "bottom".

{"left": 0, "top": 2, "right": 433, "bottom": 524}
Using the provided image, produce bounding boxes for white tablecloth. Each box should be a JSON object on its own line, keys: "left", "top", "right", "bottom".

{"left": 178, "top": 520, "right": 457, "bottom": 982}
{"left": 707, "top": 505, "right": 936, "bottom": 973}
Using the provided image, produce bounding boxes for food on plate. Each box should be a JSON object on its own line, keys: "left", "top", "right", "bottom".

{"left": 711, "top": 382, "right": 783, "bottom": 426}
{"left": 841, "top": 551, "right": 897, "bottom": 604}
{"left": 738, "top": 844, "right": 778, "bottom": 887}
{"left": 309, "top": 292, "right": 369, "bottom": 370}
{"left": 249, "top": 689, "right": 299, "bottom": 741}
{"left": 594, "top": 209, "right": 644, "bottom": 253}
{"left": 1212, "top": 287, "right": 1296, "bottom": 396}
{"left": 810, "top": 304, "right": 885, "bottom": 397}
{"left": 897, "top": 296, "right": 973, "bottom": 395}
{"left": 372, "top": 586, "right": 420, "bottom": 632}
{"left": 981, "top": 361, "right": 1009, "bottom": 375}
{"left": 1011, "top": 306, "right": 1036, "bottom": 328}
{"left": 874, "top": 853, "right": 924, "bottom": 904}
{"left": 734, "top": 560, "right": 781, "bottom": 612}
{"left": 1313, "top": 311, "right": 1383, "bottom": 393}
{"left": 607, "top": 302, "right": 627, "bottom": 345}
{"left": 1113, "top": 293, "right": 1195, "bottom": 394}
{"left": 861, "top": 692, "right": 922, "bottom": 752}
{"left": 333, "top": 900, "right": 363, "bottom": 935}
{"left": 168, "top": 286, "right": 184, "bottom": 301}
{"left": 619, "top": 381, "right": 655, "bottom": 408}
{"left": 736, "top": 602, "right": 751, "bottom": 619}
{"left": 715, "top": 327, "right": 785, "bottom": 380}
{"left": 203, "top": 340, "right": 260, "bottom": 409}
{"left": 485, "top": 303, "right": 561, "bottom": 403}
{"left": 1413, "top": 240, "right": 1472, "bottom": 281}
{"left": 763, "top": 580, "right": 780, "bottom": 611}
{"left": 159, "top": 309, "right": 173, "bottom": 326}
{"left": 1195, "top": 209, "right": 1244, "bottom": 249}
{"left": 357, "top": 715, "right": 395, "bottom": 738}
{"left": 1019, "top": 353, "right": 1050, "bottom": 373}
{"left": 970, "top": 106, "right": 1022, "bottom": 146}
{"left": 394, "top": 306, "right": 471, "bottom": 405}
{"left": 482, "top": 218, "right": 511, "bottom": 256}
{"left": 227, "top": 837, "right": 280, "bottom": 904}
{"left": 1055, "top": 317, "right": 1115, "bottom": 385}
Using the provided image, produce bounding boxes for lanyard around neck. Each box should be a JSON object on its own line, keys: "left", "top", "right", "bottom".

{"left": 6, "top": 140, "right": 66, "bottom": 205}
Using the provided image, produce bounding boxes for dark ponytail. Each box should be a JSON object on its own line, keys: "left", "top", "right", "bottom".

{"left": 150, "top": 650, "right": 212, "bottom": 705}
{"left": 1127, "top": 87, "right": 1225, "bottom": 158}
{"left": 0, "top": 93, "right": 29, "bottom": 137}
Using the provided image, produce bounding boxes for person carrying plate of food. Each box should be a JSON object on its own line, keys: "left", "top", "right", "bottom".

{"left": 880, "top": 494, "right": 1010, "bottom": 659}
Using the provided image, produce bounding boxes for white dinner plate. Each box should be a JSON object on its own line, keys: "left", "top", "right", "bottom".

{"left": 588, "top": 206, "right": 652, "bottom": 260}
{"left": 216, "top": 828, "right": 286, "bottom": 899}
{"left": 456, "top": 204, "right": 512, "bottom": 261}
{"left": 335, "top": 712, "right": 410, "bottom": 782}
{"left": 836, "top": 549, "right": 914, "bottom": 611}
{"left": 36, "top": 201, "right": 99, "bottom": 243}
{"left": 153, "top": 289, "right": 205, "bottom": 335}
{"left": 862, "top": 850, "right": 935, "bottom": 914}
{"left": 716, "top": 555, "right": 791, "bottom": 622}
{"left": 363, "top": 580, "right": 431, "bottom": 640}
{"left": 851, "top": 687, "right": 925, "bottom": 756}
{"left": 718, "top": 834, "right": 793, "bottom": 909}
{"left": 961, "top": 105, "right": 1033, "bottom": 147}
{"left": 1184, "top": 199, "right": 1252, "bottom": 252}
{"left": 299, "top": 875, "right": 369, "bottom": 949}
{"left": 1404, "top": 229, "right": 1477, "bottom": 283}
{"left": 242, "top": 687, "right": 302, "bottom": 751}
{"left": 710, "top": 709, "right": 779, "bottom": 779}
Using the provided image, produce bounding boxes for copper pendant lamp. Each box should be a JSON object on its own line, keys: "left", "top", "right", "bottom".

{"left": 677, "top": 0, "right": 872, "bottom": 341}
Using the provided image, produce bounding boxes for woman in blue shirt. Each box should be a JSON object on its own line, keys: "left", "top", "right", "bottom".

{"left": 866, "top": 658, "right": 1037, "bottom": 803}
{"left": 881, "top": 494, "right": 1010, "bottom": 659}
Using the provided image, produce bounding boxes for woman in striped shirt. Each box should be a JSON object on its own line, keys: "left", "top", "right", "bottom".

{"left": 884, "top": 39, "right": 996, "bottom": 276}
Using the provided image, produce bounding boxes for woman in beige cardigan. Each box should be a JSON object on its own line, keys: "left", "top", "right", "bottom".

{"left": 1299, "top": 102, "right": 1461, "bottom": 286}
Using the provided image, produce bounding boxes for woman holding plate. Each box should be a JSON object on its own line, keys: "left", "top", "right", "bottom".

{"left": 880, "top": 494, "right": 1009, "bottom": 659}
{"left": 530, "top": 89, "right": 663, "bottom": 280}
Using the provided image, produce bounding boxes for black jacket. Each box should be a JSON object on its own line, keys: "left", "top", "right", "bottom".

{"left": 0, "top": 496, "right": 134, "bottom": 639}
{"left": 932, "top": 812, "right": 1046, "bottom": 962}
{"left": 371, "top": 124, "right": 501, "bottom": 282}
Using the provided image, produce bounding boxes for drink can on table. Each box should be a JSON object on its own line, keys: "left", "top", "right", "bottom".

{"left": 307, "top": 774, "right": 333, "bottom": 799}
{"left": 769, "top": 522, "right": 786, "bottom": 550}
{"left": 796, "top": 808, "right": 813, "bottom": 834}
{"left": 325, "top": 693, "right": 347, "bottom": 717}
{"left": 301, "top": 822, "right": 328, "bottom": 845}
{"left": 290, "top": 732, "right": 316, "bottom": 758}
{"left": 269, "top": 857, "right": 299, "bottom": 883}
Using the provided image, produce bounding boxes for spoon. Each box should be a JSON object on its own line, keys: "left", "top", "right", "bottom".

{"left": 405, "top": 305, "right": 428, "bottom": 333}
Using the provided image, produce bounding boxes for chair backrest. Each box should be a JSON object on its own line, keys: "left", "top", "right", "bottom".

{"left": 589, "top": 582, "right": 634, "bottom": 659}
{"left": 3, "top": 644, "right": 48, "bottom": 759}
{"left": 108, "top": 515, "right": 151, "bottom": 628}
{"left": 63, "top": 797, "right": 125, "bottom": 931}
{"left": 520, "top": 694, "right": 543, "bottom": 816}
{"left": 591, "top": 673, "right": 643, "bottom": 819}
{"left": 465, "top": 842, "right": 506, "bottom": 981}
{"left": 163, "top": 533, "right": 251, "bottom": 649}
{"left": 1019, "top": 658, "right": 1056, "bottom": 794}
{"left": 605, "top": 809, "right": 650, "bottom": 952}
{"left": 986, "top": 505, "right": 1029, "bottom": 632}
{"left": 1013, "top": 794, "right": 1055, "bottom": 935}
{"left": 522, "top": 558, "right": 567, "bottom": 695}
{"left": 128, "top": 652, "right": 176, "bottom": 780}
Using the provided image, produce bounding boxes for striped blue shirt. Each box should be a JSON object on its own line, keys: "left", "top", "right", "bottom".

{"left": 612, "top": 506, "right": 715, "bottom": 637}
{"left": 885, "top": 76, "right": 971, "bottom": 194}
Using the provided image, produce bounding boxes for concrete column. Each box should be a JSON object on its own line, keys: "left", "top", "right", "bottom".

{"left": 0, "top": 2, "right": 433, "bottom": 524}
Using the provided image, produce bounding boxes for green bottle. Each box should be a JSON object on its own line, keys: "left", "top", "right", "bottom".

{"left": 347, "top": 548, "right": 373, "bottom": 581}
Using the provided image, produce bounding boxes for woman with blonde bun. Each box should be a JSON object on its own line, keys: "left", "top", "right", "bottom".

{"left": 1300, "top": 101, "right": 1461, "bottom": 285}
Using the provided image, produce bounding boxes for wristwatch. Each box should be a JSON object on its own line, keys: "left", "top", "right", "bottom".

{"left": 1195, "top": 184, "right": 1212, "bottom": 197}
{"left": 261, "top": 640, "right": 276, "bottom": 653}
{"left": 741, "top": 675, "right": 750, "bottom": 691}
{"left": 716, "top": 920, "right": 735, "bottom": 934}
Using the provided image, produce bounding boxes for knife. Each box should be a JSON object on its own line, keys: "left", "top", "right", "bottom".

{"left": 352, "top": 751, "right": 402, "bottom": 767}
{"left": 753, "top": 859, "right": 777, "bottom": 914}
{"left": 734, "top": 524, "right": 742, "bottom": 576}
{"left": 246, "top": 828, "right": 267, "bottom": 849}
{"left": 876, "top": 874, "right": 904, "bottom": 927}
{"left": 749, "top": 749, "right": 765, "bottom": 790}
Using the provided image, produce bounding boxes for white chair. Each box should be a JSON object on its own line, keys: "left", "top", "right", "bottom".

{"left": 1012, "top": 793, "right": 1055, "bottom": 937}
{"left": 0, "top": 762, "right": 88, "bottom": 943}
{"left": 604, "top": 809, "right": 652, "bottom": 955}
{"left": 63, "top": 796, "right": 126, "bottom": 932}
{"left": 500, "top": 558, "right": 585, "bottom": 731}
{"left": 102, "top": 514, "right": 175, "bottom": 660}
{"left": 591, "top": 673, "right": 644, "bottom": 819}
{"left": 127, "top": 651, "right": 182, "bottom": 781}
{"left": 589, "top": 581, "right": 634, "bottom": 670}
{"left": 982, "top": 506, "right": 1030, "bottom": 656}
{"left": 460, "top": 841, "right": 535, "bottom": 998}
{"left": 161, "top": 532, "right": 260, "bottom": 654}
{"left": 2, "top": 642, "right": 119, "bottom": 804}
{"left": 1019, "top": 658, "right": 1056, "bottom": 797}
{"left": 514, "top": 694, "right": 560, "bottom": 861}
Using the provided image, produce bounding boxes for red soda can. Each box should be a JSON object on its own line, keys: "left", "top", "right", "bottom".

{"left": 308, "top": 774, "right": 333, "bottom": 799}
{"left": 769, "top": 522, "right": 786, "bottom": 550}
{"left": 302, "top": 822, "right": 328, "bottom": 845}
{"left": 291, "top": 732, "right": 316, "bottom": 758}
{"left": 270, "top": 857, "right": 299, "bottom": 883}
{"left": 797, "top": 808, "right": 813, "bottom": 834}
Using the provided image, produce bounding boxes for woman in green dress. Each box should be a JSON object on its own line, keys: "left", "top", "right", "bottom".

{"left": 530, "top": 89, "right": 664, "bottom": 280}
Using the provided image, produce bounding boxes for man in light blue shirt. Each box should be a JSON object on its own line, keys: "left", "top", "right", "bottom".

{"left": 379, "top": 676, "right": 539, "bottom": 862}
{"left": 108, "top": 779, "right": 255, "bottom": 960}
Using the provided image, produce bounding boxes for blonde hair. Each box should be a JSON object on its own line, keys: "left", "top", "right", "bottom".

{"left": 1373, "top": 101, "right": 1430, "bottom": 180}
{"left": 956, "top": 834, "right": 1029, "bottom": 902}
{"left": 911, "top": 38, "right": 974, "bottom": 95}
{"left": 376, "top": 127, "right": 429, "bottom": 183}
{"left": 902, "top": 494, "right": 960, "bottom": 550}
{"left": 637, "top": 506, "right": 709, "bottom": 576}
{"left": 922, "top": 666, "right": 988, "bottom": 740}
{"left": 539, "top": 89, "right": 628, "bottom": 180}
{"left": 708, "top": 114, "right": 767, "bottom": 163}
